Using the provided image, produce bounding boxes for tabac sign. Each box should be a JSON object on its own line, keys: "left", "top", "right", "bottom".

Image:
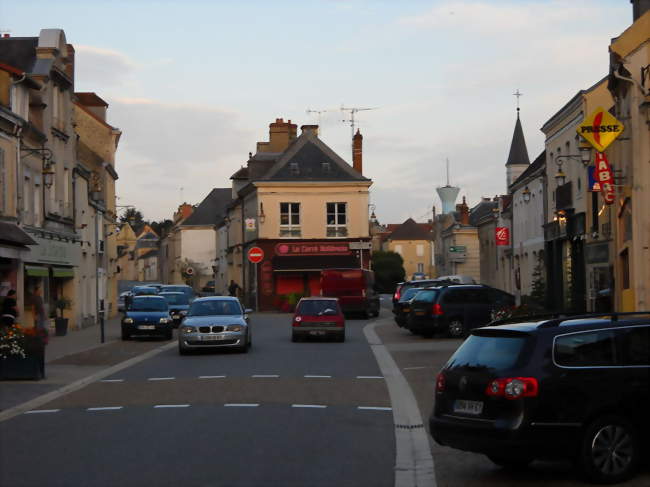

{"left": 577, "top": 107, "right": 624, "bottom": 152}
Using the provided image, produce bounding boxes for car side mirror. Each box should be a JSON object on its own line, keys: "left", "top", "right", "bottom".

{"left": 244, "top": 309, "right": 253, "bottom": 314}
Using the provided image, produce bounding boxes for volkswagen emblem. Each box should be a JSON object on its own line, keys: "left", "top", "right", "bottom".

{"left": 459, "top": 376, "right": 468, "bottom": 392}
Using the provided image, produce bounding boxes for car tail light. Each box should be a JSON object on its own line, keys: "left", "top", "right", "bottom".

{"left": 485, "top": 377, "right": 538, "bottom": 400}
{"left": 293, "top": 316, "right": 302, "bottom": 327}
{"left": 432, "top": 303, "right": 443, "bottom": 316}
{"left": 394, "top": 288, "right": 401, "bottom": 301}
{"left": 435, "top": 373, "right": 446, "bottom": 393}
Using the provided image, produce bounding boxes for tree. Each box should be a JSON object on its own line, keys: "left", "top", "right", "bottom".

{"left": 371, "top": 251, "right": 405, "bottom": 293}
{"left": 149, "top": 219, "right": 174, "bottom": 238}
{"left": 119, "top": 208, "right": 145, "bottom": 234}
{"left": 529, "top": 255, "right": 547, "bottom": 311}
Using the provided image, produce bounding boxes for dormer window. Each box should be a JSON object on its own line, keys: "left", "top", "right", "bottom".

{"left": 321, "top": 162, "right": 331, "bottom": 174}
{"left": 290, "top": 162, "right": 299, "bottom": 175}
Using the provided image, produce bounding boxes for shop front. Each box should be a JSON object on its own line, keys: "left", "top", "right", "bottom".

{"left": 248, "top": 239, "right": 371, "bottom": 311}
{"left": 0, "top": 222, "right": 37, "bottom": 319}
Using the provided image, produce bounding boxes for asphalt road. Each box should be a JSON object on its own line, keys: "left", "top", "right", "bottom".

{"left": 0, "top": 313, "right": 394, "bottom": 487}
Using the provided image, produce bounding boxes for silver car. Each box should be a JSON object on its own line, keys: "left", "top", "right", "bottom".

{"left": 178, "top": 296, "right": 252, "bottom": 354}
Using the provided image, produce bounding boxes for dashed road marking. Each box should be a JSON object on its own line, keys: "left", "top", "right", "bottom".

{"left": 87, "top": 407, "right": 123, "bottom": 411}
{"left": 292, "top": 404, "right": 327, "bottom": 409}
{"left": 224, "top": 403, "right": 259, "bottom": 407}
{"left": 100, "top": 379, "right": 124, "bottom": 383}
{"left": 356, "top": 376, "right": 384, "bottom": 379}
{"left": 24, "top": 409, "right": 60, "bottom": 414}
{"left": 199, "top": 375, "right": 226, "bottom": 379}
{"left": 153, "top": 404, "right": 190, "bottom": 408}
{"left": 403, "top": 367, "right": 427, "bottom": 371}
{"left": 252, "top": 374, "right": 279, "bottom": 378}
{"left": 304, "top": 375, "right": 332, "bottom": 378}
{"left": 358, "top": 406, "right": 392, "bottom": 411}
{"left": 148, "top": 377, "right": 175, "bottom": 381}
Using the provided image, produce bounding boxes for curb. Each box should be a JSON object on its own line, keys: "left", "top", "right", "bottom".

{"left": 364, "top": 318, "right": 436, "bottom": 487}
{"left": 0, "top": 340, "right": 177, "bottom": 423}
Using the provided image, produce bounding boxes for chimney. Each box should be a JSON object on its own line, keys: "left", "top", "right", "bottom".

{"left": 174, "top": 203, "right": 194, "bottom": 223}
{"left": 300, "top": 124, "right": 319, "bottom": 137}
{"left": 265, "top": 118, "right": 298, "bottom": 153}
{"left": 631, "top": 0, "right": 650, "bottom": 20}
{"left": 353, "top": 129, "right": 363, "bottom": 174}
{"left": 458, "top": 196, "right": 470, "bottom": 225}
{"left": 65, "top": 44, "right": 75, "bottom": 81}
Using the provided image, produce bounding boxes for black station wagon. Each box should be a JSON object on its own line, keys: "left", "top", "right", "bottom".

{"left": 429, "top": 313, "right": 650, "bottom": 484}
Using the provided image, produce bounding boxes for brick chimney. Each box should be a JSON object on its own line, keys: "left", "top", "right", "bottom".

{"left": 456, "top": 196, "right": 470, "bottom": 225}
{"left": 256, "top": 118, "right": 297, "bottom": 153}
{"left": 300, "top": 124, "right": 319, "bottom": 137}
{"left": 353, "top": 129, "right": 363, "bottom": 174}
{"left": 174, "top": 203, "right": 194, "bottom": 223}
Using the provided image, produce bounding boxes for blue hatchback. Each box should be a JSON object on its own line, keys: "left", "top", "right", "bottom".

{"left": 121, "top": 296, "right": 173, "bottom": 340}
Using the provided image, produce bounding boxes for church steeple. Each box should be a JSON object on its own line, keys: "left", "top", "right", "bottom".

{"left": 506, "top": 90, "right": 530, "bottom": 188}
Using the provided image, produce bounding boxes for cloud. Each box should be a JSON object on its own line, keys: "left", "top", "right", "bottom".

{"left": 74, "top": 45, "right": 138, "bottom": 87}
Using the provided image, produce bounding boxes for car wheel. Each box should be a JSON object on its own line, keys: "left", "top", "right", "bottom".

{"left": 178, "top": 342, "right": 189, "bottom": 355}
{"left": 335, "top": 332, "right": 345, "bottom": 343}
{"left": 448, "top": 319, "right": 465, "bottom": 338}
{"left": 165, "top": 331, "right": 173, "bottom": 340}
{"left": 579, "top": 416, "right": 639, "bottom": 484}
{"left": 121, "top": 328, "right": 130, "bottom": 340}
{"left": 291, "top": 333, "right": 299, "bottom": 343}
{"left": 486, "top": 454, "right": 533, "bottom": 470}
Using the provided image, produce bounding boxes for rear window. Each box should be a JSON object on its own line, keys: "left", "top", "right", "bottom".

{"left": 554, "top": 330, "right": 616, "bottom": 367}
{"left": 412, "top": 289, "right": 439, "bottom": 303}
{"left": 447, "top": 334, "right": 527, "bottom": 371}
{"left": 297, "top": 300, "right": 340, "bottom": 316}
{"left": 399, "top": 287, "right": 422, "bottom": 302}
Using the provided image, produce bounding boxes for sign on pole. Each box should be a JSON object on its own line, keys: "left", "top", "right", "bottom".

{"left": 495, "top": 227, "right": 510, "bottom": 246}
{"left": 577, "top": 107, "right": 624, "bottom": 152}
{"left": 449, "top": 245, "right": 467, "bottom": 253}
{"left": 348, "top": 241, "right": 372, "bottom": 250}
{"left": 594, "top": 152, "right": 615, "bottom": 205}
{"left": 247, "top": 247, "right": 264, "bottom": 264}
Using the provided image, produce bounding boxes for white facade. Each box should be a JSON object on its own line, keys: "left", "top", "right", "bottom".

{"left": 180, "top": 227, "right": 216, "bottom": 287}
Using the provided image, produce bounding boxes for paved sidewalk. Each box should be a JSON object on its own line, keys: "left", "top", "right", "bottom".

{"left": 45, "top": 315, "right": 122, "bottom": 363}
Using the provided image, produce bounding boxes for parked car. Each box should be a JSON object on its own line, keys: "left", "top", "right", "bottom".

{"left": 160, "top": 284, "right": 195, "bottom": 302}
{"left": 159, "top": 291, "right": 190, "bottom": 327}
{"left": 145, "top": 283, "right": 165, "bottom": 292}
{"left": 117, "top": 291, "right": 130, "bottom": 312}
{"left": 320, "top": 268, "right": 380, "bottom": 318}
{"left": 201, "top": 280, "right": 216, "bottom": 295}
{"left": 392, "top": 278, "right": 451, "bottom": 305}
{"left": 291, "top": 297, "right": 345, "bottom": 342}
{"left": 131, "top": 285, "right": 159, "bottom": 296}
{"left": 121, "top": 295, "right": 173, "bottom": 340}
{"left": 430, "top": 313, "right": 650, "bottom": 484}
{"left": 392, "top": 286, "right": 425, "bottom": 327}
{"left": 178, "top": 296, "right": 251, "bottom": 354}
{"left": 406, "top": 285, "right": 514, "bottom": 338}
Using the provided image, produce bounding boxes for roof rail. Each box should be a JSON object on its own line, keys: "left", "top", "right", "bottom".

{"left": 487, "top": 311, "right": 575, "bottom": 327}
{"left": 538, "top": 311, "right": 650, "bottom": 328}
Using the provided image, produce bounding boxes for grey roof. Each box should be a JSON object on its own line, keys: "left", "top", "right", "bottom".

{"left": 512, "top": 150, "right": 546, "bottom": 187}
{"left": 505, "top": 114, "right": 530, "bottom": 167}
{"left": 0, "top": 222, "right": 37, "bottom": 247}
{"left": 469, "top": 201, "right": 497, "bottom": 226}
{"left": 261, "top": 133, "right": 370, "bottom": 182}
{"left": 182, "top": 188, "right": 232, "bottom": 226}
{"left": 388, "top": 218, "right": 432, "bottom": 241}
{"left": 0, "top": 37, "right": 38, "bottom": 73}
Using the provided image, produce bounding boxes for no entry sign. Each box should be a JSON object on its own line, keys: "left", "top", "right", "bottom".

{"left": 247, "top": 246, "right": 264, "bottom": 264}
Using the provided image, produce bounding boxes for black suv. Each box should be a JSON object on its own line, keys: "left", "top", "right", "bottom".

{"left": 405, "top": 285, "right": 514, "bottom": 338}
{"left": 392, "top": 279, "right": 451, "bottom": 305}
{"left": 430, "top": 313, "right": 650, "bottom": 484}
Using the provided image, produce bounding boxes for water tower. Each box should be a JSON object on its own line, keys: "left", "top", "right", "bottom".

{"left": 436, "top": 159, "right": 460, "bottom": 214}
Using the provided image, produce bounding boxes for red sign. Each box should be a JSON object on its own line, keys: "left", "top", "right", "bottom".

{"left": 594, "top": 152, "right": 615, "bottom": 205}
{"left": 247, "top": 247, "right": 264, "bottom": 264}
{"left": 495, "top": 227, "right": 510, "bottom": 246}
{"left": 274, "top": 242, "right": 350, "bottom": 256}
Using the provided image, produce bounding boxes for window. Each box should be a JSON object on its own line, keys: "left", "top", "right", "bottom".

{"left": 416, "top": 244, "right": 424, "bottom": 257}
{"left": 326, "top": 202, "right": 347, "bottom": 237}
{"left": 321, "top": 162, "right": 331, "bottom": 174}
{"left": 618, "top": 326, "right": 649, "bottom": 366}
{"left": 280, "top": 202, "right": 300, "bottom": 237}
{"left": 417, "top": 263, "right": 424, "bottom": 273}
{"left": 554, "top": 330, "right": 616, "bottom": 367}
{"left": 394, "top": 244, "right": 402, "bottom": 255}
{"left": 289, "top": 162, "right": 299, "bottom": 175}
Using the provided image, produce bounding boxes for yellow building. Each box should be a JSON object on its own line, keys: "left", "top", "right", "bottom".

{"left": 116, "top": 223, "right": 138, "bottom": 281}
{"left": 607, "top": 5, "right": 650, "bottom": 311}
{"left": 384, "top": 218, "right": 434, "bottom": 280}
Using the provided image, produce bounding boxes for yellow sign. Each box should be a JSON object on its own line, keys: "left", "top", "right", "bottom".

{"left": 577, "top": 107, "right": 624, "bottom": 152}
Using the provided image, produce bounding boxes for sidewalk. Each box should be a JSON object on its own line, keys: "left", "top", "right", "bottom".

{"left": 45, "top": 315, "right": 122, "bottom": 363}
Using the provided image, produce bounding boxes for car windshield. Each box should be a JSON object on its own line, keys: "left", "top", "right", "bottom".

{"left": 133, "top": 287, "right": 157, "bottom": 295}
{"left": 297, "top": 300, "right": 339, "bottom": 316}
{"left": 160, "top": 294, "right": 189, "bottom": 305}
{"left": 130, "top": 298, "right": 168, "bottom": 312}
{"left": 164, "top": 286, "right": 192, "bottom": 295}
{"left": 399, "top": 288, "right": 422, "bottom": 303}
{"left": 412, "top": 289, "right": 439, "bottom": 303}
{"left": 446, "top": 334, "right": 527, "bottom": 372}
{"left": 189, "top": 300, "right": 241, "bottom": 316}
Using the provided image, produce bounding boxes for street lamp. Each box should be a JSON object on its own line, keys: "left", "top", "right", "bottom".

{"left": 555, "top": 167, "right": 567, "bottom": 187}
{"left": 42, "top": 163, "right": 55, "bottom": 189}
{"left": 258, "top": 203, "right": 265, "bottom": 224}
{"left": 522, "top": 186, "right": 531, "bottom": 203}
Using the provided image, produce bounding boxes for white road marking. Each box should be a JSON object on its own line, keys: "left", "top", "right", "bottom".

{"left": 24, "top": 409, "right": 60, "bottom": 414}
{"left": 199, "top": 375, "right": 226, "bottom": 379}
{"left": 224, "top": 403, "right": 259, "bottom": 407}
{"left": 154, "top": 404, "right": 190, "bottom": 408}
{"left": 87, "top": 407, "right": 123, "bottom": 411}
{"left": 304, "top": 375, "right": 332, "bottom": 378}
{"left": 252, "top": 374, "right": 279, "bottom": 378}
{"left": 403, "top": 367, "right": 427, "bottom": 371}
{"left": 292, "top": 404, "right": 327, "bottom": 409}
{"left": 356, "top": 376, "right": 384, "bottom": 379}
{"left": 148, "top": 377, "right": 175, "bottom": 381}
{"left": 100, "top": 379, "right": 124, "bottom": 383}
{"left": 358, "top": 406, "right": 392, "bottom": 411}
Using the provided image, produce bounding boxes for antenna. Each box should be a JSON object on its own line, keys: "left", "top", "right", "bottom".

{"left": 446, "top": 158, "right": 451, "bottom": 186}
{"left": 306, "top": 108, "right": 328, "bottom": 128}
{"left": 341, "top": 105, "right": 377, "bottom": 140}
{"left": 179, "top": 187, "right": 184, "bottom": 204}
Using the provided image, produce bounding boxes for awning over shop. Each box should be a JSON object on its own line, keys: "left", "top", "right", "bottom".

{"left": 52, "top": 267, "right": 74, "bottom": 278}
{"left": 272, "top": 255, "right": 359, "bottom": 272}
{"left": 25, "top": 265, "right": 49, "bottom": 277}
{"left": 0, "top": 222, "right": 37, "bottom": 248}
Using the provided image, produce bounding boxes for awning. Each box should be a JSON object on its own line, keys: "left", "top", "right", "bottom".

{"left": 0, "top": 222, "right": 37, "bottom": 248}
{"left": 25, "top": 265, "right": 49, "bottom": 277}
{"left": 272, "top": 255, "right": 359, "bottom": 272}
{"left": 52, "top": 267, "right": 74, "bottom": 278}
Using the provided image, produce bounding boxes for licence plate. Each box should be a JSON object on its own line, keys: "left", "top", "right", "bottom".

{"left": 415, "top": 310, "right": 425, "bottom": 316}
{"left": 309, "top": 331, "right": 326, "bottom": 336}
{"left": 453, "top": 399, "right": 484, "bottom": 416}
{"left": 138, "top": 325, "right": 155, "bottom": 330}
{"left": 202, "top": 335, "right": 226, "bottom": 341}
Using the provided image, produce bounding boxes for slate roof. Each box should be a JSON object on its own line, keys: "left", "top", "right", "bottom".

{"left": 0, "top": 37, "right": 38, "bottom": 73}
{"left": 138, "top": 248, "right": 159, "bottom": 259}
{"left": 388, "top": 218, "right": 432, "bottom": 240}
{"left": 181, "top": 188, "right": 232, "bottom": 226}
{"left": 469, "top": 201, "right": 497, "bottom": 226}
{"left": 505, "top": 114, "right": 530, "bottom": 167}
{"left": 512, "top": 150, "right": 546, "bottom": 187}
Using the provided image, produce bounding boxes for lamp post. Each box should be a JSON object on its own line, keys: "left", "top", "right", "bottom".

{"left": 522, "top": 186, "right": 531, "bottom": 203}
{"left": 554, "top": 144, "right": 593, "bottom": 186}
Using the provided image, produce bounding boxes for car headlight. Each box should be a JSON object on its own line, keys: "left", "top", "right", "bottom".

{"left": 181, "top": 326, "right": 196, "bottom": 334}
{"left": 225, "top": 324, "right": 243, "bottom": 332}
{"left": 180, "top": 310, "right": 187, "bottom": 316}
{"left": 123, "top": 318, "right": 134, "bottom": 324}
{"left": 159, "top": 317, "right": 170, "bottom": 324}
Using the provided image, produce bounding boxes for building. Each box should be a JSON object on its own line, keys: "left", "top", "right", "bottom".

{"left": 383, "top": 218, "right": 434, "bottom": 279}
{"left": 220, "top": 119, "right": 373, "bottom": 310}
{"left": 116, "top": 223, "right": 138, "bottom": 282}
{"left": 134, "top": 225, "right": 159, "bottom": 282}
{"left": 476, "top": 196, "right": 512, "bottom": 293}
{"left": 607, "top": 2, "right": 650, "bottom": 311}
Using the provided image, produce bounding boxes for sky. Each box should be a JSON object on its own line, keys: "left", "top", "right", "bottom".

{"left": 1, "top": 0, "right": 634, "bottom": 224}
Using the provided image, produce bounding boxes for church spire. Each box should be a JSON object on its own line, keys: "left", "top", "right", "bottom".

{"left": 506, "top": 90, "right": 530, "bottom": 189}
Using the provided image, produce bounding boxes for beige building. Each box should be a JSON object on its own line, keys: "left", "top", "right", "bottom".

{"left": 607, "top": 5, "right": 650, "bottom": 311}
{"left": 384, "top": 218, "right": 434, "bottom": 280}
{"left": 116, "top": 223, "right": 138, "bottom": 281}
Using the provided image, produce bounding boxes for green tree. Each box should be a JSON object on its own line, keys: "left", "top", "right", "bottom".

{"left": 371, "top": 251, "right": 406, "bottom": 293}
{"left": 119, "top": 208, "right": 145, "bottom": 234}
{"left": 529, "top": 256, "right": 547, "bottom": 311}
{"left": 149, "top": 219, "right": 174, "bottom": 238}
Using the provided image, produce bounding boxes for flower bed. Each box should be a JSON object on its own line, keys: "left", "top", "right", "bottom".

{"left": 0, "top": 325, "right": 47, "bottom": 380}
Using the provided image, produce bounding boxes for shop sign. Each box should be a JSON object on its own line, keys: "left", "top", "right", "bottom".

{"left": 495, "top": 227, "right": 510, "bottom": 246}
{"left": 448, "top": 245, "right": 466, "bottom": 253}
{"left": 577, "top": 107, "right": 624, "bottom": 152}
{"left": 275, "top": 242, "right": 351, "bottom": 256}
{"left": 27, "top": 234, "right": 81, "bottom": 266}
{"left": 245, "top": 218, "right": 256, "bottom": 231}
{"left": 588, "top": 166, "right": 601, "bottom": 192}
{"left": 594, "top": 152, "right": 615, "bottom": 205}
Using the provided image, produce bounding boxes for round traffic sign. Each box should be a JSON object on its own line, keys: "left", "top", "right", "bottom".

{"left": 247, "top": 246, "right": 264, "bottom": 264}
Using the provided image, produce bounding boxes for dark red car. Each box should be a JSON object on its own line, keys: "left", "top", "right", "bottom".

{"left": 291, "top": 297, "right": 345, "bottom": 342}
